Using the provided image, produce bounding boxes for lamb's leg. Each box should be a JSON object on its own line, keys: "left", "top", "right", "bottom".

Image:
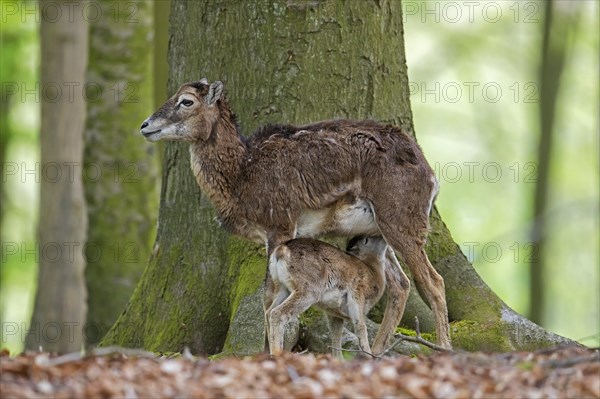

{"left": 269, "top": 291, "right": 314, "bottom": 355}
{"left": 263, "top": 233, "right": 293, "bottom": 351}
{"left": 353, "top": 311, "right": 372, "bottom": 356}
{"left": 263, "top": 272, "right": 277, "bottom": 352}
{"left": 346, "top": 298, "right": 372, "bottom": 356}
{"left": 266, "top": 286, "right": 290, "bottom": 355}
{"left": 327, "top": 315, "right": 345, "bottom": 359}
{"left": 371, "top": 248, "right": 410, "bottom": 354}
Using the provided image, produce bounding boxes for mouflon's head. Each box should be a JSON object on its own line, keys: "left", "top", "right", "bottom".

{"left": 140, "top": 78, "right": 224, "bottom": 142}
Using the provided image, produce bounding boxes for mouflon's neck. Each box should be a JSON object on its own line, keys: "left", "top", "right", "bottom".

{"left": 189, "top": 108, "right": 247, "bottom": 217}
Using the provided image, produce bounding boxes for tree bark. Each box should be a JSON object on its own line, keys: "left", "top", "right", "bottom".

{"left": 102, "top": 0, "right": 574, "bottom": 355}
{"left": 26, "top": 1, "right": 88, "bottom": 354}
{"left": 83, "top": 0, "right": 159, "bottom": 347}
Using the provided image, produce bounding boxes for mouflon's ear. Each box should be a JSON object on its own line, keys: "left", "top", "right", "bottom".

{"left": 206, "top": 81, "right": 223, "bottom": 106}
{"left": 199, "top": 77, "right": 208, "bottom": 85}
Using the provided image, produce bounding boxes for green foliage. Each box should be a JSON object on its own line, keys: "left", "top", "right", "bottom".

{"left": 0, "top": 1, "right": 39, "bottom": 354}
{"left": 405, "top": 1, "right": 599, "bottom": 346}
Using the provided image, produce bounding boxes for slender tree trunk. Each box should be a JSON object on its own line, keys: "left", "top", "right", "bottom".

{"left": 0, "top": 88, "right": 10, "bottom": 244}
{"left": 153, "top": 0, "right": 170, "bottom": 108}
{"left": 102, "top": 0, "right": 574, "bottom": 355}
{"left": 83, "top": 0, "right": 159, "bottom": 347}
{"left": 152, "top": 0, "right": 170, "bottom": 165}
{"left": 26, "top": 1, "right": 88, "bottom": 353}
{"left": 529, "top": 0, "right": 575, "bottom": 325}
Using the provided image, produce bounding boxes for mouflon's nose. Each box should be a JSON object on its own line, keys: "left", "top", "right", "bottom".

{"left": 141, "top": 121, "right": 149, "bottom": 129}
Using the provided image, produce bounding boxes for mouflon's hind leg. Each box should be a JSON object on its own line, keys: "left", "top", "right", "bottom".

{"left": 385, "top": 233, "right": 451, "bottom": 349}
{"left": 368, "top": 168, "right": 451, "bottom": 349}
{"left": 371, "top": 247, "right": 411, "bottom": 354}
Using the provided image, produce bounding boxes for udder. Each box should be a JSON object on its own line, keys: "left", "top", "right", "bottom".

{"left": 295, "top": 197, "right": 380, "bottom": 238}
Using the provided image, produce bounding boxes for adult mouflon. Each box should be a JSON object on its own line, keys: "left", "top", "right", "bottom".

{"left": 140, "top": 78, "right": 451, "bottom": 351}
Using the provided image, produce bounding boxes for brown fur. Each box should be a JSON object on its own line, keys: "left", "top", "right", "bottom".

{"left": 141, "top": 79, "right": 451, "bottom": 351}
{"left": 267, "top": 237, "right": 387, "bottom": 357}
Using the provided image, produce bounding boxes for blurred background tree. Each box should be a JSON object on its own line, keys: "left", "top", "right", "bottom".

{"left": 529, "top": 0, "right": 579, "bottom": 325}
{"left": 25, "top": 0, "right": 88, "bottom": 353}
{"left": 83, "top": 0, "right": 159, "bottom": 347}
{"left": 1, "top": 0, "right": 598, "bottom": 353}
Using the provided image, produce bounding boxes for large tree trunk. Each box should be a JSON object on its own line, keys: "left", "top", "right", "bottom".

{"left": 26, "top": 1, "right": 88, "bottom": 354}
{"left": 83, "top": 0, "right": 159, "bottom": 347}
{"left": 102, "top": 0, "right": 573, "bottom": 355}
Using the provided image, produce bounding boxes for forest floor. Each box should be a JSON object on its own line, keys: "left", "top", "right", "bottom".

{"left": 1, "top": 345, "right": 598, "bottom": 398}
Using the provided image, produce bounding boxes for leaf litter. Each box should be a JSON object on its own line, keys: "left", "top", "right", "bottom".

{"left": 1, "top": 345, "right": 598, "bottom": 398}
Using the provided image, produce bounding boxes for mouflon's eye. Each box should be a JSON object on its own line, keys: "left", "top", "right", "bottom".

{"left": 181, "top": 99, "right": 194, "bottom": 107}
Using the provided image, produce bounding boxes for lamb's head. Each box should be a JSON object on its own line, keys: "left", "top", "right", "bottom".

{"left": 140, "top": 78, "right": 224, "bottom": 142}
{"left": 346, "top": 236, "right": 387, "bottom": 263}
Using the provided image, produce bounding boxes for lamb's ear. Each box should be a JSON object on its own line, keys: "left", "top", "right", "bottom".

{"left": 206, "top": 81, "right": 223, "bottom": 106}
{"left": 199, "top": 77, "right": 208, "bottom": 85}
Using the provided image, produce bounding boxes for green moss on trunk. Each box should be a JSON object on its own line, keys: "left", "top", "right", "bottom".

{"left": 449, "top": 320, "right": 513, "bottom": 352}
{"left": 225, "top": 239, "right": 265, "bottom": 323}
{"left": 220, "top": 239, "right": 267, "bottom": 355}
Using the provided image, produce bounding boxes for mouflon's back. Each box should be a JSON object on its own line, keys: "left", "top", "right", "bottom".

{"left": 236, "top": 119, "right": 432, "bottom": 227}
